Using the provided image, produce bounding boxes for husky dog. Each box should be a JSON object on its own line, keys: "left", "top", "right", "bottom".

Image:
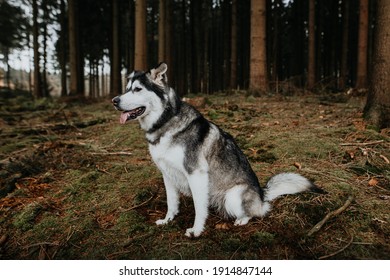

{"left": 112, "top": 63, "right": 324, "bottom": 237}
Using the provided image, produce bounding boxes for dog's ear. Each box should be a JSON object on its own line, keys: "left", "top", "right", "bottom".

{"left": 149, "top": 62, "right": 168, "bottom": 86}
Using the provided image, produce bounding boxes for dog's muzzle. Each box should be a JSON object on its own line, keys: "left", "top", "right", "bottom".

{"left": 112, "top": 96, "right": 146, "bottom": 124}
{"left": 112, "top": 96, "right": 121, "bottom": 109}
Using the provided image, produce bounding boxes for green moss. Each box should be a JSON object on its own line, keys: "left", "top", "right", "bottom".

{"left": 13, "top": 202, "right": 43, "bottom": 231}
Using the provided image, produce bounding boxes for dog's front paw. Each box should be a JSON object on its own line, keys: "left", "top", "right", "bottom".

{"left": 155, "top": 218, "right": 169, "bottom": 225}
{"left": 185, "top": 227, "right": 203, "bottom": 238}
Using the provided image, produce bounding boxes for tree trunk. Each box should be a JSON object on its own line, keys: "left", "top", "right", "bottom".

{"left": 202, "top": 1, "right": 210, "bottom": 94}
{"left": 364, "top": 0, "right": 390, "bottom": 129}
{"left": 68, "top": 0, "right": 83, "bottom": 96}
{"left": 4, "top": 48, "right": 10, "bottom": 88}
{"left": 340, "top": 0, "right": 350, "bottom": 89}
{"left": 112, "top": 0, "right": 122, "bottom": 96}
{"left": 42, "top": 0, "right": 49, "bottom": 97}
{"left": 157, "top": 0, "right": 173, "bottom": 86}
{"left": 249, "top": 0, "right": 267, "bottom": 92}
{"left": 134, "top": 0, "right": 147, "bottom": 70}
{"left": 158, "top": 0, "right": 166, "bottom": 63}
{"left": 32, "top": 0, "right": 42, "bottom": 98}
{"left": 230, "top": 0, "right": 237, "bottom": 89}
{"left": 307, "top": 0, "right": 316, "bottom": 90}
{"left": 356, "top": 0, "right": 369, "bottom": 89}
{"left": 60, "top": 0, "right": 67, "bottom": 96}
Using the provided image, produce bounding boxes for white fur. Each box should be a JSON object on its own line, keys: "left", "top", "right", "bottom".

{"left": 185, "top": 170, "right": 209, "bottom": 237}
{"left": 149, "top": 130, "right": 210, "bottom": 237}
{"left": 224, "top": 186, "right": 245, "bottom": 217}
{"left": 120, "top": 80, "right": 166, "bottom": 132}
{"left": 264, "top": 173, "right": 313, "bottom": 201}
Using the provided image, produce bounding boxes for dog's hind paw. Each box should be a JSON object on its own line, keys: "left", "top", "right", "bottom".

{"left": 185, "top": 227, "right": 203, "bottom": 238}
{"left": 234, "top": 216, "right": 251, "bottom": 226}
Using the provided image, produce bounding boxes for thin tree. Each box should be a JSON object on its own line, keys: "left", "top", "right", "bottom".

{"left": 339, "top": 0, "right": 350, "bottom": 89}
{"left": 134, "top": 0, "right": 147, "bottom": 70}
{"left": 112, "top": 0, "right": 122, "bottom": 96}
{"left": 356, "top": 0, "right": 369, "bottom": 89}
{"left": 32, "top": 0, "right": 42, "bottom": 98}
{"left": 364, "top": 0, "right": 390, "bottom": 128}
{"left": 249, "top": 0, "right": 267, "bottom": 92}
{"left": 59, "top": 0, "right": 67, "bottom": 96}
{"left": 230, "top": 0, "right": 237, "bottom": 89}
{"left": 307, "top": 0, "right": 315, "bottom": 90}
{"left": 158, "top": 0, "right": 166, "bottom": 63}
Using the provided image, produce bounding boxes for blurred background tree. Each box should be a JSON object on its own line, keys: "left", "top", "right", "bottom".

{"left": 0, "top": 0, "right": 389, "bottom": 128}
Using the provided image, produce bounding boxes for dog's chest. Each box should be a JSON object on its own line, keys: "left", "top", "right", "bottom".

{"left": 148, "top": 135, "right": 185, "bottom": 172}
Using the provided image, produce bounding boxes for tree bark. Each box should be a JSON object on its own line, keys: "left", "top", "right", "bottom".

{"left": 158, "top": 0, "right": 166, "bottom": 63}
{"left": 364, "top": 0, "right": 390, "bottom": 128}
{"left": 42, "top": 0, "right": 49, "bottom": 97}
{"left": 60, "top": 0, "right": 67, "bottom": 96}
{"left": 32, "top": 0, "right": 42, "bottom": 98}
{"left": 307, "top": 0, "right": 316, "bottom": 90}
{"left": 249, "top": 0, "right": 267, "bottom": 92}
{"left": 339, "top": 0, "right": 350, "bottom": 89}
{"left": 356, "top": 0, "right": 369, "bottom": 89}
{"left": 112, "top": 0, "right": 122, "bottom": 96}
{"left": 68, "top": 0, "right": 83, "bottom": 96}
{"left": 190, "top": 0, "right": 202, "bottom": 93}
{"left": 134, "top": 0, "right": 147, "bottom": 70}
{"left": 157, "top": 0, "right": 173, "bottom": 85}
{"left": 230, "top": 0, "right": 237, "bottom": 89}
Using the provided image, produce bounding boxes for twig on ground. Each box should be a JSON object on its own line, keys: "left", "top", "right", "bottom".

{"left": 90, "top": 151, "right": 133, "bottom": 156}
{"left": 340, "top": 140, "right": 384, "bottom": 146}
{"left": 25, "top": 241, "right": 60, "bottom": 248}
{"left": 119, "top": 195, "right": 156, "bottom": 212}
{"left": 379, "top": 154, "right": 390, "bottom": 164}
{"left": 307, "top": 195, "right": 354, "bottom": 237}
{"left": 96, "top": 164, "right": 111, "bottom": 174}
{"left": 319, "top": 234, "right": 354, "bottom": 259}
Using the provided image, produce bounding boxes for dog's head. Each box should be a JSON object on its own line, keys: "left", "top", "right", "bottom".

{"left": 112, "top": 62, "right": 169, "bottom": 125}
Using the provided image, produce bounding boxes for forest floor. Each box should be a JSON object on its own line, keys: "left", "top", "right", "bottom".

{"left": 0, "top": 89, "right": 389, "bottom": 260}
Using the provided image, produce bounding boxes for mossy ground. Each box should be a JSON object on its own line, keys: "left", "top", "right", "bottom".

{"left": 0, "top": 91, "right": 389, "bottom": 259}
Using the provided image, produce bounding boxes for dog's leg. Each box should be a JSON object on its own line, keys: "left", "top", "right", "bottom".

{"left": 185, "top": 171, "right": 209, "bottom": 237}
{"left": 225, "top": 185, "right": 252, "bottom": 226}
{"left": 156, "top": 174, "right": 180, "bottom": 225}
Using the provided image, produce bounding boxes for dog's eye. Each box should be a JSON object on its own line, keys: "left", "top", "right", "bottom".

{"left": 133, "top": 87, "right": 142, "bottom": 92}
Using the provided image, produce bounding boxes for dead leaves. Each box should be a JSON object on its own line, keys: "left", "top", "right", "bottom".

{"left": 293, "top": 162, "right": 302, "bottom": 170}
{"left": 0, "top": 177, "right": 64, "bottom": 221}
{"left": 368, "top": 178, "right": 379, "bottom": 187}
{"left": 215, "top": 223, "right": 231, "bottom": 230}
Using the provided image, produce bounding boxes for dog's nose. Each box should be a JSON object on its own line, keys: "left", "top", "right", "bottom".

{"left": 112, "top": 96, "right": 120, "bottom": 106}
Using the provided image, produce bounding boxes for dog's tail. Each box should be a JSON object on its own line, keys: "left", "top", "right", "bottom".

{"left": 263, "top": 172, "right": 325, "bottom": 202}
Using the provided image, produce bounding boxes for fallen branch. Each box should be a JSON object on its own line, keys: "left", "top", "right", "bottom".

{"left": 340, "top": 140, "right": 384, "bottom": 146}
{"left": 90, "top": 151, "right": 133, "bottom": 156}
{"left": 307, "top": 195, "right": 354, "bottom": 237}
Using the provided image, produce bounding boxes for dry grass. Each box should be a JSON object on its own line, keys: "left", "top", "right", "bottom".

{"left": 0, "top": 91, "right": 389, "bottom": 259}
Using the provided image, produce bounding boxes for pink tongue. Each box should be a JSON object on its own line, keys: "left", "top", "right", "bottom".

{"left": 119, "top": 112, "right": 130, "bottom": 124}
